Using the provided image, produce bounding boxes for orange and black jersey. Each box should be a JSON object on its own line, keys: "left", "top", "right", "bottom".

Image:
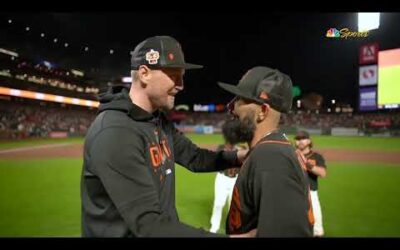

{"left": 81, "top": 88, "right": 238, "bottom": 237}
{"left": 304, "top": 151, "right": 326, "bottom": 191}
{"left": 226, "top": 131, "right": 313, "bottom": 237}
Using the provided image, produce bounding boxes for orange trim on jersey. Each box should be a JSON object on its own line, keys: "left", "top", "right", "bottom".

{"left": 296, "top": 149, "right": 308, "bottom": 172}
{"left": 240, "top": 156, "right": 250, "bottom": 169}
{"left": 253, "top": 140, "right": 308, "bottom": 173}
{"left": 308, "top": 188, "right": 315, "bottom": 226}
{"left": 239, "top": 139, "right": 291, "bottom": 174}
{"left": 229, "top": 186, "right": 242, "bottom": 231}
{"left": 245, "top": 140, "right": 308, "bottom": 175}
{"left": 256, "top": 140, "right": 291, "bottom": 146}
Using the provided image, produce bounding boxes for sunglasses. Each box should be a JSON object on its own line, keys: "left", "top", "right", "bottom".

{"left": 226, "top": 96, "right": 269, "bottom": 115}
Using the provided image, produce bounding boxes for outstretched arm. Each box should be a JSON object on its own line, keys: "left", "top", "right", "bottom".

{"left": 173, "top": 128, "right": 242, "bottom": 172}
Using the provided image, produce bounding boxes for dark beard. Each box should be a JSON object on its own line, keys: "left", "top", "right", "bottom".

{"left": 234, "top": 113, "right": 256, "bottom": 144}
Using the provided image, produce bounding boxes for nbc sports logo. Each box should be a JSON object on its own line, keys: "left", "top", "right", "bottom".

{"left": 326, "top": 28, "right": 340, "bottom": 38}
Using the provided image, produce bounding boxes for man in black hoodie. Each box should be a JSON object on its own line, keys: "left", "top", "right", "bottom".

{"left": 80, "top": 36, "right": 251, "bottom": 237}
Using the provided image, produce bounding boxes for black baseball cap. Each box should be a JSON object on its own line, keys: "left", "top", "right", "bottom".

{"left": 295, "top": 130, "right": 310, "bottom": 140}
{"left": 130, "top": 36, "right": 203, "bottom": 70}
{"left": 218, "top": 66, "right": 293, "bottom": 113}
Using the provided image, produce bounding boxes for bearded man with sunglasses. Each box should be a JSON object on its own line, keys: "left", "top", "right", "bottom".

{"left": 218, "top": 66, "right": 314, "bottom": 237}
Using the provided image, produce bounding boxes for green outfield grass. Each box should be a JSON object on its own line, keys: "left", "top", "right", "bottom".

{"left": 0, "top": 137, "right": 84, "bottom": 150}
{"left": 2, "top": 134, "right": 400, "bottom": 152}
{"left": 320, "top": 163, "right": 400, "bottom": 237}
{"left": 1, "top": 159, "right": 400, "bottom": 237}
{"left": 1, "top": 135, "right": 400, "bottom": 237}
{"left": 186, "top": 133, "right": 400, "bottom": 152}
{"left": 0, "top": 159, "right": 82, "bottom": 236}
{"left": 177, "top": 162, "right": 400, "bottom": 237}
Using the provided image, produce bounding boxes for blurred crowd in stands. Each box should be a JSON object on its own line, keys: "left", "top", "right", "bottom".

{"left": 0, "top": 52, "right": 100, "bottom": 100}
{"left": 173, "top": 110, "right": 400, "bottom": 136}
{"left": 281, "top": 112, "right": 400, "bottom": 131}
{"left": 1, "top": 100, "right": 399, "bottom": 139}
{"left": 0, "top": 98, "right": 96, "bottom": 139}
{"left": 1, "top": 50, "right": 399, "bottom": 139}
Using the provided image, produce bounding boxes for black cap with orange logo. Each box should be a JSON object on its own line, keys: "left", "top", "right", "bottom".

{"left": 218, "top": 66, "right": 293, "bottom": 113}
{"left": 130, "top": 36, "right": 203, "bottom": 70}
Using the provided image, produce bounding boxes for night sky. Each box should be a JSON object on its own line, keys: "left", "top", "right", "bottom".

{"left": 1, "top": 12, "right": 400, "bottom": 109}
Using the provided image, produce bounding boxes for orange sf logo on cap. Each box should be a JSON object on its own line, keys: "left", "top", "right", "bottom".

{"left": 168, "top": 53, "right": 174, "bottom": 60}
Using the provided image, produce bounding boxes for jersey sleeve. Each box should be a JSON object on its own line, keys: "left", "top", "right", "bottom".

{"left": 172, "top": 127, "right": 239, "bottom": 172}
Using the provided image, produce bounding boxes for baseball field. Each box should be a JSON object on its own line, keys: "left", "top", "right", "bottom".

{"left": 1, "top": 134, "right": 400, "bottom": 237}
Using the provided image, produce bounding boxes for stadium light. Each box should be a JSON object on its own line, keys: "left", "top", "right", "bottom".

{"left": 8, "top": 19, "right": 12, "bottom": 24}
{"left": 71, "top": 69, "right": 84, "bottom": 77}
{"left": 110, "top": 49, "right": 114, "bottom": 54}
{"left": 358, "top": 13, "right": 380, "bottom": 32}
{"left": 296, "top": 100, "right": 301, "bottom": 108}
{"left": 53, "top": 38, "right": 58, "bottom": 43}
{"left": 64, "top": 43, "right": 69, "bottom": 47}
{"left": 25, "top": 26, "right": 30, "bottom": 31}
{"left": 332, "top": 99, "right": 336, "bottom": 104}
{"left": 84, "top": 46, "right": 89, "bottom": 51}
{"left": 122, "top": 77, "right": 132, "bottom": 83}
{"left": 0, "top": 48, "right": 19, "bottom": 57}
{"left": 40, "top": 33, "right": 45, "bottom": 38}
{"left": 43, "top": 61, "right": 52, "bottom": 69}
{"left": 0, "top": 86, "right": 99, "bottom": 108}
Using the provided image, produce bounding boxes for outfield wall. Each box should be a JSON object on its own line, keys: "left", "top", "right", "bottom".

{"left": 2, "top": 125, "right": 398, "bottom": 140}
{"left": 175, "top": 124, "right": 399, "bottom": 137}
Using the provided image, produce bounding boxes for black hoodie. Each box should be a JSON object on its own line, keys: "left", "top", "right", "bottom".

{"left": 81, "top": 88, "right": 238, "bottom": 237}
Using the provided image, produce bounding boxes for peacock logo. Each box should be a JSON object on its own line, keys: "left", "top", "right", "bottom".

{"left": 326, "top": 28, "right": 340, "bottom": 38}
